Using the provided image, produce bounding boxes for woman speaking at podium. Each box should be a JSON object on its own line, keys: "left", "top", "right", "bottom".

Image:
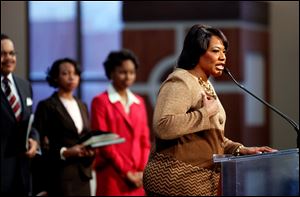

{"left": 143, "top": 24, "right": 277, "bottom": 196}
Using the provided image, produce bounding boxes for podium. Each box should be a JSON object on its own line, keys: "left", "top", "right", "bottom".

{"left": 213, "top": 148, "right": 299, "bottom": 196}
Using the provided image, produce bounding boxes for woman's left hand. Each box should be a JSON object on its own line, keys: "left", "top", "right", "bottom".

{"left": 240, "top": 146, "right": 277, "bottom": 155}
{"left": 83, "top": 147, "right": 95, "bottom": 157}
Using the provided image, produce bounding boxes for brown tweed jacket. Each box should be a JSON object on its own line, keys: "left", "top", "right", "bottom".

{"left": 153, "top": 68, "right": 242, "bottom": 168}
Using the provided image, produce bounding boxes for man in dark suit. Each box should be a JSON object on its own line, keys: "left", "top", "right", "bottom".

{"left": 1, "top": 33, "right": 40, "bottom": 196}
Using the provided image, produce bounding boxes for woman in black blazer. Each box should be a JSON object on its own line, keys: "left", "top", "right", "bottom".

{"left": 33, "top": 58, "right": 94, "bottom": 196}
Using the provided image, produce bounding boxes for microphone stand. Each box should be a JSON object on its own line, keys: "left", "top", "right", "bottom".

{"left": 224, "top": 67, "right": 299, "bottom": 148}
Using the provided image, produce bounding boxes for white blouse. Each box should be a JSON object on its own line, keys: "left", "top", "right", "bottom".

{"left": 59, "top": 97, "right": 83, "bottom": 134}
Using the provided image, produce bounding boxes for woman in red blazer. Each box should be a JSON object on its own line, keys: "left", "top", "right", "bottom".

{"left": 91, "top": 49, "right": 151, "bottom": 196}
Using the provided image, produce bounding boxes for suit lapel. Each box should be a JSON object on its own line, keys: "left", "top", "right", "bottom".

{"left": 113, "top": 101, "right": 134, "bottom": 129}
{"left": 75, "top": 97, "right": 89, "bottom": 132}
{"left": 51, "top": 94, "right": 79, "bottom": 135}
{"left": 14, "top": 76, "right": 27, "bottom": 119}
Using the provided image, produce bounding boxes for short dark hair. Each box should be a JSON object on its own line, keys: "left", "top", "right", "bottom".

{"left": 103, "top": 49, "right": 139, "bottom": 79}
{"left": 1, "top": 33, "right": 11, "bottom": 41}
{"left": 46, "top": 58, "right": 81, "bottom": 88}
{"left": 177, "top": 24, "right": 229, "bottom": 70}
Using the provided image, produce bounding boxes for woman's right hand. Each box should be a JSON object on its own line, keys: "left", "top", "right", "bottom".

{"left": 63, "top": 144, "right": 94, "bottom": 158}
{"left": 202, "top": 92, "right": 219, "bottom": 117}
{"left": 126, "top": 171, "right": 143, "bottom": 188}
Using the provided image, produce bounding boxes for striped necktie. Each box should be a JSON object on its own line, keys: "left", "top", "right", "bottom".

{"left": 2, "top": 77, "right": 22, "bottom": 121}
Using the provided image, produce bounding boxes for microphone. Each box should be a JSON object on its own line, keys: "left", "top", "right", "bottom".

{"left": 223, "top": 67, "right": 299, "bottom": 148}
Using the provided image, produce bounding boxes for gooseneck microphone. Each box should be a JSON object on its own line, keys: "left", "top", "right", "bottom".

{"left": 223, "top": 67, "right": 299, "bottom": 148}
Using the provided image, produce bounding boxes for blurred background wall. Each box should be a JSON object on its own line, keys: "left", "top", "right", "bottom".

{"left": 1, "top": 1, "right": 298, "bottom": 150}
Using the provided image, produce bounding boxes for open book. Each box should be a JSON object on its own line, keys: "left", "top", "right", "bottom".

{"left": 78, "top": 130, "right": 125, "bottom": 148}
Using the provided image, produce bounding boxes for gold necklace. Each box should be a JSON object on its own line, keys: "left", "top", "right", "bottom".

{"left": 198, "top": 77, "right": 217, "bottom": 99}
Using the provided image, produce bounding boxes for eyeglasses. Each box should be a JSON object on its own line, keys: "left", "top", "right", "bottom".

{"left": 1, "top": 51, "right": 17, "bottom": 57}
